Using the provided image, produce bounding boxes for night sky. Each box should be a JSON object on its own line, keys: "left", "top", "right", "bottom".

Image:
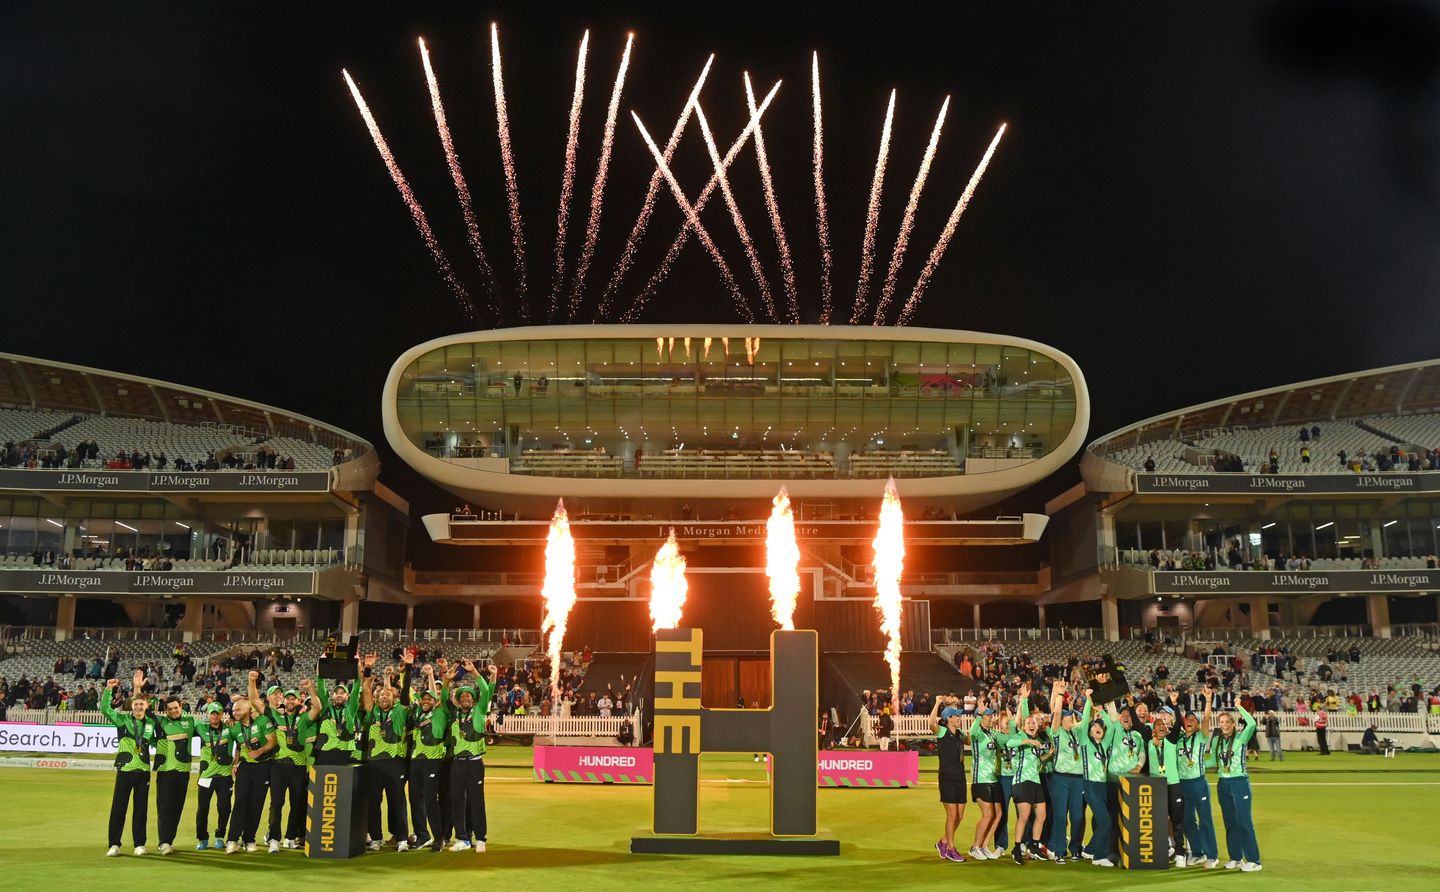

{"left": 5, "top": 1, "right": 1440, "bottom": 517}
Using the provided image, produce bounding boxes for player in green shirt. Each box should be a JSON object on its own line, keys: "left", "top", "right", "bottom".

{"left": 1003, "top": 684, "right": 1051, "bottom": 864}
{"left": 1214, "top": 702, "right": 1261, "bottom": 871}
{"left": 100, "top": 670, "right": 157, "bottom": 857}
{"left": 446, "top": 659, "right": 498, "bottom": 852}
{"left": 1176, "top": 696, "right": 1219, "bottom": 867}
{"left": 310, "top": 655, "right": 363, "bottom": 765}
{"left": 1079, "top": 692, "right": 1115, "bottom": 866}
{"left": 965, "top": 695, "right": 1004, "bottom": 860}
{"left": 1146, "top": 710, "right": 1186, "bottom": 866}
{"left": 992, "top": 706, "right": 1018, "bottom": 855}
{"left": 1102, "top": 701, "right": 1145, "bottom": 866}
{"left": 406, "top": 662, "right": 450, "bottom": 851}
{"left": 151, "top": 694, "right": 202, "bottom": 854}
{"left": 224, "top": 698, "right": 277, "bottom": 853}
{"left": 249, "top": 670, "right": 315, "bottom": 852}
{"left": 1046, "top": 681, "right": 1089, "bottom": 863}
{"left": 194, "top": 702, "right": 234, "bottom": 850}
{"left": 362, "top": 653, "right": 413, "bottom": 851}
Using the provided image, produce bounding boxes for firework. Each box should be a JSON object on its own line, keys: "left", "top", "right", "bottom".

{"left": 896, "top": 124, "right": 1006, "bottom": 326}
{"left": 849, "top": 89, "right": 896, "bottom": 324}
{"left": 694, "top": 104, "right": 777, "bottom": 322}
{"left": 547, "top": 31, "right": 589, "bottom": 321}
{"left": 418, "top": 38, "right": 497, "bottom": 319}
{"left": 683, "top": 336, "right": 691, "bottom": 360}
{"left": 656, "top": 336, "right": 665, "bottom": 360}
{"left": 648, "top": 529, "right": 689, "bottom": 632}
{"left": 872, "top": 477, "right": 905, "bottom": 698}
{"left": 540, "top": 499, "right": 577, "bottom": 707}
{"left": 703, "top": 336, "right": 712, "bottom": 359}
{"left": 566, "top": 33, "right": 634, "bottom": 321}
{"left": 721, "top": 336, "right": 729, "bottom": 356}
{"left": 630, "top": 111, "right": 754, "bottom": 322}
{"left": 342, "top": 70, "right": 476, "bottom": 319}
{"left": 595, "top": 56, "right": 714, "bottom": 322}
{"left": 490, "top": 23, "right": 529, "bottom": 320}
{"left": 872, "top": 96, "right": 949, "bottom": 326}
{"left": 619, "top": 80, "right": 781, "bottom": 322}
{"left": 812, "top": 52, "right": 834, "bottom": 324}
{"left": 766, "top": 488, "right": 801, "bottom": 630}
{"left": 744, "top": 73, "right": 800, "bottom": 324}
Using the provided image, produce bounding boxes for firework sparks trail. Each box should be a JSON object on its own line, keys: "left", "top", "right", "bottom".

{"left": 547, "top": 31, "right": 589, "bottom": 321}
{"left": 595, "top": 56, "right": 714, "bottom": 322}
{"left": 418, "top": 39, "right": 496, "bottom": 319}
{"left": 630, "top": 111, "right": 754, "bottom": 322}
{"left": 703, "top": 337, "right": 712, "bottom": 359}
{"left": 342, "top": 70, "right": 476, "bottom": 319}
{"left": 648, "top": 529, "right": 689, "bottom": 632}
{"left": 896, "top": 124, "right": 1006, "bottom": 326}
{"left": 540, "top": 499, "right": 577, "bottom": 706}
{"left": 745, "top": 337, "right": 754, "bottom": 364}
{"left": 766, "top": 488, "right": 801, "bottom": 630}
{"left": 566, "top": 33, "right": 634, "bottom": 321}
{"left": 812, "top": 52, "right": 834, "bottom": 324}
{"left": 656, "top": 337, "right": 665, "bottom": 360}
{"left": 872, "top": 96, "right": 949, "bottom": 326}
{"left": 683, "top": 336, "right": 691, "bottom": 360}
{"left": 694, "top": 104, "right": 777, "bottom": 321}
{"left": 744, "top": 73, "right": 799, "bottom": 324}
{"left": 619, "top": 81, "right": 781, "bottom": 322}
{"left": 872, "top": 477, "right": 905, "bottom": 698}
{"left": 721, "top": 336, "right": 729, "bottom": 357}
{"left": 490, "top": 23, "right": 529, "bottom": 321}
{"left": 849, "top": 90, "right": 896, "bottom": 324}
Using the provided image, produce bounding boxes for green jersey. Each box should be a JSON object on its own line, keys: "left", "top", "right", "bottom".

{"left": 409, "top": 700, "right": 449, "bottom": 760}
{"left": 152, "top": 713, "right": 201, "bottom": 772}
{"left": 365, "top": 702, "right": 410, "bottom": 760}
{"left": 265, "top": 707, "right": 316, "bottom": 767}
{"left": 314, "top": 676, "right": 362, "bottom": 762}
{"left": 1005, "top": 730, "right": 1047, "bottom": 784}
{"left": 1081, "top": 721, "right": 1115, "bottom": 784}
{"left": 997, "top": 719, "right": 1018, "bottom": 777}
{"left": 449, "top": 678, "right": 494, "bottom": 758}
{"left": 99, "top": 693, "right": 158, "bottom": 773}
{"left": 1053, "top": 711, "right": 1088, "bottom": 775}
{"left": 195, "top": 720, "right": 235, "bottom": 779}
{"left": 1176, "top": 729, "right": 1213, "bottom": 780}
{"left": 1215, "top": 705, "right": 1256, "bottom": 779}
{"left": 229, "top": 715, "right": 275, "bottom": 763}
{"left": 969, "top": 717, "right": 1001, "bottom": 784}
{"left": 1147, "top": 737, "right": 1179, "bottom": 783}
{"left": 1103, "top": 712, "right": 1145, "bottom": 777}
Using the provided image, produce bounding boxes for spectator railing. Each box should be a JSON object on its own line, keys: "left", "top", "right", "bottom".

{"left": 931, "top": 627, "right": 1122, "bottom": 644}
{"left": 1278, "top": 712, "right": 1436, "bottom": 734}
{"left": 491, "top": 713, "right": 636, "bottom": 740}
{"left": 354, "top": 628, "right": 541, "bottom": 646}
{"left": 859, "top": 713, "right": 932, "bottom": 745}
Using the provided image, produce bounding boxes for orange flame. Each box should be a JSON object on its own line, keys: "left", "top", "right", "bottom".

{"left": 766, "top": 487, "right": 801, "bottom": 630}
{"left": 872, "top": 478, "right": 905, "bottom": 696}
{"left": 540, "top": 499, "right": 577, "bottom": 705}
{"left": 703, "top": 336, "right": 713, "bottom": 359}
{"left": 648, "top": 528, "right": 689, "bottom": 632}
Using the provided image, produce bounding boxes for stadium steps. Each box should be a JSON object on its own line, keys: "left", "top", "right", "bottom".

{"left": 34, "top": 414, "right": 82, "bottom": 441}
{"left": 583, "top": 652, "right": 647, "bottom": 697}
{"left": 823, "top": 652, "right": 976, "bottom": 709}
{"left": 1355, "top": 419, "right": 1404, "bottom": 444}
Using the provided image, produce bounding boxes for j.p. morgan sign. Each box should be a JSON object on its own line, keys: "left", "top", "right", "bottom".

{"left": 1152, "top": 570, "right": 1440, "bottom": 595}
{"left": 0, "top": 568, "right": 316, "bottom": 595}
{"left": 1137, "top": 473, "right": 1440, "bottom": 495}
{"left": 0, "top": 469, "right": 331, "bottom": 493}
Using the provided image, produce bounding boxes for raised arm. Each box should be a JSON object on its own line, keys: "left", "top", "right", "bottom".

{"left": 1235, "top": 702, "right": 1256, "bottom": 744}
{"left": 928, "top": 692, "right": 944, "bottom": 734}
{"left": 360, "top": 654, "right": 377, "bottom": 712}
{"left": 1050, "top": 680, "right": 1067, "bottom": 732}
{"left": 1202, "top": 696, "right": 1213, "bottom": 734}
{"left": 308, "top": 670, "right": 325, "bottom": 722}
{"left": 100, "top": 677, "right": 121, "bottom": 724}
{"left": 247, "top": 669, "right": 264, "bottom": 715}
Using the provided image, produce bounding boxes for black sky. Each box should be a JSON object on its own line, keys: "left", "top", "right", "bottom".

{"left": 4, "top": 1, "right": 1440, "bottom": 516}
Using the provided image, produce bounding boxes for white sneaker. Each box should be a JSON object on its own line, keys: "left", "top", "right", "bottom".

{"left": 158, "top": 843, "right": 173, "bottom": 856}
{"left": 366, "top": 840, "right": 382, "bottom": 852}
{"left": 1093, "top": 858, "right": 1115, "bottom": 868}
{"left": 1225, "top": 860, "right": 1242, "bottom": 869}
{"left": 1205, "top": 859, "right": 1220, "bottom": 869}
{"left": 133, "top": 846, "right": 147, "bottom": 856}
{"left": 1241, "top": 862, "right": 1263, "bottom": 872}
{"left": 474, "top": 840, "right": 487, "bottom": 853}
{"left": 245, "top": 843, "right": 258, "bottom": 853}
{"left": 968, "top": 846, "right": 986, "bottom": 860}
{"left": 1175, "top": 855, "right": 1187, "bottom": 868}
{"left": 268, "top": 840, "right": 279, "bottom": 854}
{"left": 450, "top": 840, "right": 473, "bottom": 852}
{"left": 224, "top": 842, "right": 239, "bottom": 854}
{"left": 106, "top": 846, "right": 121, "bottom": 857}
{"left": 985, "top": 848, "right": 1003, "bottom": 860}
{"left": 1081, "top": 851, "right": 1095, "bottom": 860}
{"left": 396, "top": 841, "right": 410, "bottom": 853}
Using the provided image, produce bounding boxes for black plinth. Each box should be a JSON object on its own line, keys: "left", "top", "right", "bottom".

{"left": 630, "top": 832, "right": 840, "bottom": 856}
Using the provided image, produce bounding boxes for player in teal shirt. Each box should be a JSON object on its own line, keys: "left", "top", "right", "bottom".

{"left": 1147, "top": 710, "right": 1186, "bottom": 865}
{"left": 100, "top": 671, "right": 157, "bottom": 856}
{"left": 1214, "top": 703, "right": 1261, "bottom": 870}
{"left": 1079, "top": 692, "right": 1116, "bottom": 866}
{"left": 1176, "top": 696, "right": 1219, "bottom": 867}
{"left": 447, "top": 659, "right": 498, "bottom": 852}
{"left": 1003, "top": 685, "right": 1051, "bottom": 864}
{"left": 965, "top": 696, "right": 1005, "bottom": 860}
{"left": 1046, "top": 681, "right": 1089, "bottom": 863}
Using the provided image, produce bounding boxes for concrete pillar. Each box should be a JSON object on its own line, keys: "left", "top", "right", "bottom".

{"left": 1249, "top": 597, "right": 1271, "bottom": 640}
{"left": 1366, "top": 594, "right": 1392, "bottom": 639}
{"left": 1037, "top": 604, "right": 1047, "bottom": 628}
{"left": 55, "top": 595, "right": 77, "bottom": 641}
{"left": 405, "top": 605, "right": 415, "bottom": 632}
{"left": 472, "top": 603, "right": 481, "bottom": 629}
{"left": 340, "top": 597, "right": 360, "bottom": 640}
{"left": 972, "top": 602, "right": 981, "bottom": 630}
{"left": 180, "top": 598, "right": 206, "bottom": 643}
{"left": 1101, "top": 594, "right": 1120, "bottom": 642}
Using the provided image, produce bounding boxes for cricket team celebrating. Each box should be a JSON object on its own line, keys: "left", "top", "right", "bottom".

{"left": 99, "top": 652, "right": 497, "bottom": 857}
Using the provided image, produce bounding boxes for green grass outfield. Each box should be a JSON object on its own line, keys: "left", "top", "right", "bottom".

{"left": 3, "top": 748, "right": 1438, "bottom": 890}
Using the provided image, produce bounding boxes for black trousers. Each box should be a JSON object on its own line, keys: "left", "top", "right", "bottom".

{"left": 228, "top": 762, "right": 269, "bottom": 844}
{"left": 408, "top": 757, "right": 444, "bottom": 844}
{"left": 366, "top": 758, "right": 410, "bottom": 841}
{"left": 1165, "top": 783, "right": 1186, "bottom": 852}
{"left": 449, "top": 758, "right": 488, "bottom": 842}
{"left": 268, "top": 762, "right": 308, "bottom": 842}
{"left": 108, "top": 771, "right": 150, "bottom": 847}
{"left": 196, "top": 775, "right": 232, "bottom": 842}
{"left": 155, "top": 771, "right": 190, "bottom": 845}
{"left": 1317, "top": 727, "right": 1330, "bottom": 755}
{"left": 438, "top": 760, "right": 453, "bottom": 839}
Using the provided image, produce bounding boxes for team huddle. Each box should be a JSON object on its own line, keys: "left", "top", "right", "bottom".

{"left": 99, "top": 652, "right": 496, "bottom": 857}
{"left": 929, "top": 678, "right": 1262, "bottom": 871}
